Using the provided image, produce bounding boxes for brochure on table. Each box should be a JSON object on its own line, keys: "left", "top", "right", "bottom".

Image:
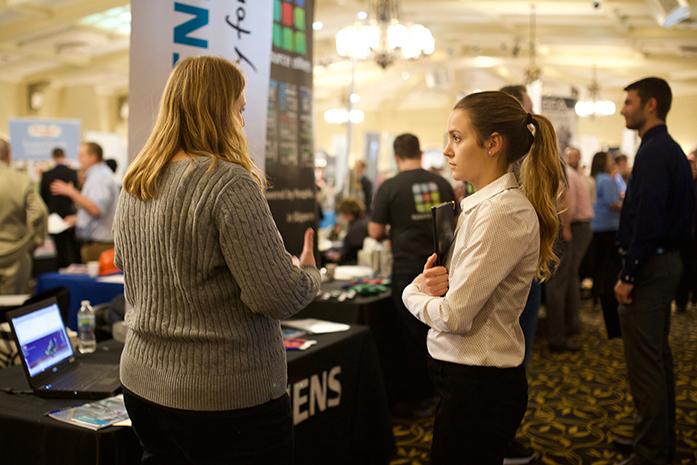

{"left": 47, "top": 394, "right": 129, "bottom": 430}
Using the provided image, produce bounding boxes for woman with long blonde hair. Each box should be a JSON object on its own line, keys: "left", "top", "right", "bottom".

{"left": 402, "top": 91, "right": 565, "bottom": 464}
{"left": 114, "top": 56, "right": 319, "bottom": 464}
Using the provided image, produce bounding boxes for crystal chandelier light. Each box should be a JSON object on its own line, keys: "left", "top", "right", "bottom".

{"left": 575, "top": 66, "right": 616, "bottom": 118}
{"left": 335, "top": 0, "right": 435, "bottom": 69}
{"left": 524, "top": 4, "right": 541, "bottom": 84}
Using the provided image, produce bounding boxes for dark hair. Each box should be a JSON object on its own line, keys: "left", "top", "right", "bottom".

{"left": 590, "top": 151, "right": 609, "bottom": 178}
{"left": 51, "top": 147, "right": 65, "bottom": 159}
{"left": 0, "top": 138, "right": 9, "bottom": 163}
{"left": 83, "top": 142, "right": 104, "bottom": 161}
{"left": 337, "top": 198, "right": 365, "bottom": 219}
{"left": 614, "top": 154, "right": 628, "bottom": 164}
{"left": 624, "top": 77, "right": 672, "bottom": 121}
{"left": 499, "top": 85, "right": 527, "bottom": 105}
{"left": 453, "top": 91, "right": 565, "bottom": 280}
{"left": 393, "top": 133, "right": 421, "bottom": 160}
{"left": 105, "top": 159, "right": 118, "bottom": 173}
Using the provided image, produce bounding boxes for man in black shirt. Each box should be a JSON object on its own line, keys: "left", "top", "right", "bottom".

{"left": 40, "top": 148, "right": 80, "bottom": 267}
{"left": 369, "top": 133, "right": 455, "bottom": 415}
{"left": 613, "top": 78, "right": 694, "bottom": 465}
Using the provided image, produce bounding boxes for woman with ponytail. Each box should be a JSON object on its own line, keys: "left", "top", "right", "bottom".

{"left": 402, "top": 91, "right": 565, "bottom": 464}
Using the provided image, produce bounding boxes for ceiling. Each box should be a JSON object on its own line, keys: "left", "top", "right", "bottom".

{"left": 1, "top": 0, "right": 696, "bottom": 110}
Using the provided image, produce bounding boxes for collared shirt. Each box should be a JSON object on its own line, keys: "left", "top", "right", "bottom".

{"left": 592, "top": 173, "right": 621, "bottom": 232}
{"left": 402, "top": 173, "right": 538, "bottom": 368}
{"left": 566, "top": 166, "right": 594, "bottom": 223}
{"left": 617, "top": 124, "right": 694, "bottom": 283}
{"left": 76, "top": 162, "right": 118, "bottom": 242}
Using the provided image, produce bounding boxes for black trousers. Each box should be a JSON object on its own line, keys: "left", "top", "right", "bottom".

{"left": 675, "top": 241, "right": 697, "bottom": 307}
{"left": 123, "top": 388, "right": 294, "bottom": 465}
{"left": 391, "top": 265, "right": 435, "bottom": 404}
{"left": 618, "top": 252, "right": 681, "bottom": 465}
{"left": 428, "top": 358, "right": 527, "bottom": 465}
{"left": 51, "top": 229, "right": 81, "bottom": 268}
{"left": 592, "top": 230, "right": 622, "bottom": 338}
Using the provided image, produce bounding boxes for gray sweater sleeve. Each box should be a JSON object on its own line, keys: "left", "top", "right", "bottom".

{"left": 214, "top": 174, "right": 321, "bottom": 319}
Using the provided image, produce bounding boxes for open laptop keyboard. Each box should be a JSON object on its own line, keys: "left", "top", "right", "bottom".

{"left": 47, "top": 365, "right": 119, "bottom": 391}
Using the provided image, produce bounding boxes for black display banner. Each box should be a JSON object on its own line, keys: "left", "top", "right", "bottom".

{"left": 265, "top": 0, "right": 316, "bottom": 256}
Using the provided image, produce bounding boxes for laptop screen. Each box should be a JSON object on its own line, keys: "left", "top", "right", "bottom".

{"left": 11, "top": 303, "right": 74, "bottom": 378}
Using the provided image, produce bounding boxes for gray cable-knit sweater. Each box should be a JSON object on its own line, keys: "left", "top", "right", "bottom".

{"left": 113, "top": 157, "right": 320, "bottom": 411}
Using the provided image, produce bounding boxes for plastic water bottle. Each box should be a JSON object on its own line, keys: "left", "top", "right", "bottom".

{"left": 77, "top": 300, "right": 97, "bottom": 354}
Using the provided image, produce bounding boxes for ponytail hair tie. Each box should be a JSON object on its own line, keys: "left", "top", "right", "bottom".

{"left": 526, "top": 113, "right": 535, "bottom": 125}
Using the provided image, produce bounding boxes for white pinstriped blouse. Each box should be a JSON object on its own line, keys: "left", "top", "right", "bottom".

{"left": 403, "top": 173, "right": 539, "bottom": 368}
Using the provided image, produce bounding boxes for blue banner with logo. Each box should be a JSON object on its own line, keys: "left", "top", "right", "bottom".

{"left": 8, "top": 118, "right": 81, "bottom": 161}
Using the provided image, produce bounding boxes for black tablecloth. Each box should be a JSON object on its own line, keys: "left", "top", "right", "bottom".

{"left": 0, "top": 326, "right": 393, "bottom": 465}
{"left": 304, "top": 280, "right": 392, "bottom": 319}
{"left": 298, "top": 281, "right": 404, "bottom": 408}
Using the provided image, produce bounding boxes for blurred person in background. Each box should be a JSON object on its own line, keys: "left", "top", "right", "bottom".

{"left": 0, "top": 138, "right": 48, "bottom": 294}
{"left": 615, "top": 153, "right": 631, "bottom": 195}
{"left": 324, "top": 198, "right": 369, "bottom": 265}
{"left": 674, "top": 148, "right": 697, "bottom": 313}
{"left": 500, "top": 84, "right": 533, "bottom": 114}
{"left": 545, "top": 145, "right": 594, "bottom": 353}
{"left": 51, "top": 142, "right": 118, "bottom": 262}
{"left": 40, "top": 147, "right": 80, "bottom": 267}
{"left": 348, "top": 159, "right": 373, "bottom": 213}
{"left": 590, "top": 151, "right": 623, "bottom": 338}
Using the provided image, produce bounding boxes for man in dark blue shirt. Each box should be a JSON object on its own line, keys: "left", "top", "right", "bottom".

{"left": 613, "top": 77, "right": 694, "bottom": 465}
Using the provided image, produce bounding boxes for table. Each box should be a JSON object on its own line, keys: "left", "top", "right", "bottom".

{"left": 0, "top": 326, "right": 393, "bottom": 465}
{"left": 297, "top": 280, "right": 406, "bottom": 410}
{"left": 34, "top": 274, "right": 389, "bottom": 335}
{"left": 36, "top": 273, "right": 125, "bottom": 330}
{"left": 299, "top": 279, "right": 392, "bottom": 323}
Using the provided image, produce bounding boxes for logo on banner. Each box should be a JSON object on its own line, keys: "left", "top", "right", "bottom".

{"left": 289, "top": 365, "right": 341, "bottom": 425}
{"left": 172, "top": 2, "right": 209, "bottom": 65}
{"left": 172, "top": 1, "right": 259, "bottom": 71}
{"left": 28, "top": 124, "right": 63, "bottom": 138}
{"left": 273, "top": 0, "right": 308, "bottom": 56}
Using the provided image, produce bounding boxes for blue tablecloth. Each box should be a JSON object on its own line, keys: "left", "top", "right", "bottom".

{"left": 36, "top": 273, "right": 124, "bottom": 330}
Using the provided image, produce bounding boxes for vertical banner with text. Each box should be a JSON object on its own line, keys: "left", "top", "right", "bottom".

{"left": 541, "top": 96, "right": 578, "bottom": 155}
{"left": 264, "top": 0, "right": 316, "bottom": 256}
{"left": 128, "top": 0, "right": 273, "bottom": 169}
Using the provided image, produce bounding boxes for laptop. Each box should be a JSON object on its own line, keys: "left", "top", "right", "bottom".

{"left": 7, "top": 298, "right": 121, "bottom": 399}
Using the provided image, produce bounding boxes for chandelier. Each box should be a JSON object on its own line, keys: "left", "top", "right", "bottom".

{"left": 524, "top": 4, "right": 541, "bottom": 84}
{"left": 335, "top": 0, "right": 435, "bottom": 69}
{"left": 574, "top": 66, "right": 616, "bottom": 118}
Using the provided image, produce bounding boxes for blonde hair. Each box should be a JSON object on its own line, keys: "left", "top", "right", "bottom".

{"left": 123, "top": 56, "right": 265, "bottom": 200}
{"left": 453, "top": 91, "right": 565, "bottom": 281}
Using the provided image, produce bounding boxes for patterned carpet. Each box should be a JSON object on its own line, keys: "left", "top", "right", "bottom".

{"left": 390, "top": 302, "right": 697, "bottom": 465}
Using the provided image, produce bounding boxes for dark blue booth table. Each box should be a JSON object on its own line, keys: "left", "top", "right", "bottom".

{"left": 36, "top": 273, "right": 125, "bottom": 330}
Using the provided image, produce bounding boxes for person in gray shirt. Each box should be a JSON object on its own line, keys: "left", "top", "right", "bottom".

{"left": 51, "top": 142, "right": 118, "bottom": 262}
{"left": 113, "top": 56, "right": 320, "bottom": 465}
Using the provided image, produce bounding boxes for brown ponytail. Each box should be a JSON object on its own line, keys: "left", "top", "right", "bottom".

{"left": 453, "top": 91, "right": 565, "bottom": 280}
{"left": 520, "top": 114, "right": 565, "bottom": 280}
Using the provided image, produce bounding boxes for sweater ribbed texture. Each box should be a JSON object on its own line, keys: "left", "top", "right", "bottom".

{"left": 113, "top": 158, "right": 320, "bottom": 411}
